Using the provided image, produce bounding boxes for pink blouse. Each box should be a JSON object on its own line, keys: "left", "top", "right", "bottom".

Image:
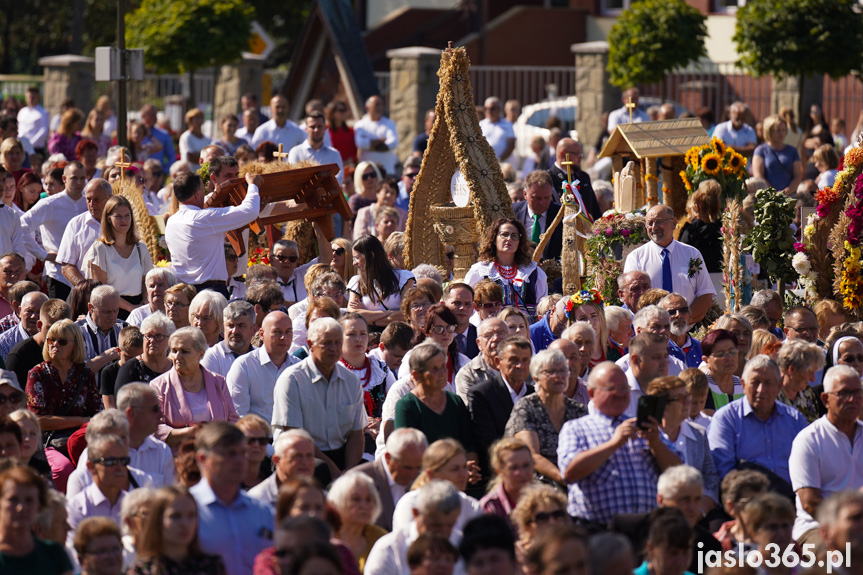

{"left": 149, "top": 366, "right": 238, "bottom": 441}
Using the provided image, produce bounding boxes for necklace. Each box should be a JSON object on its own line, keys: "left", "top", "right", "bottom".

{"left": 494, "top": 261, "right": 517, "bottom": 280}
{"left": 340, "top": 356, "right": 372, "bottom": 389}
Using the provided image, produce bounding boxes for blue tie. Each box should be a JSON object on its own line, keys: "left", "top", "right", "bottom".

{"left": 661, "top": 248, "right": 673, "bottom": 292}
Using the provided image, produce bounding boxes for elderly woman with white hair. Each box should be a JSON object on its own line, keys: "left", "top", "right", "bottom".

{"left": 149, "top": 326, "right": 238, "bottom": 447}
{"left": 777, "top": 339, "right": 826, "bottom": 423}
{"left": 120, "top": 487, "right": 155, "bottom": 570}
{"left": 188, "top": 290, "right": 228, "bottom": 348}
{"left": 505, "top": 348, "right": 586, "bottom": 486}
{"left": 126, "top": 268, "right": 177, "bottom": 327}
{"left": 327, "top": 472, "right": 386, "bottom": 572}
{"left": 114, "top": 313, "right": 175, "bottom": 395}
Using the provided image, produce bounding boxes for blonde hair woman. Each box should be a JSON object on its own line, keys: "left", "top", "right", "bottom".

{"left": 391, "top": 438, "right": 482, "bottom": 534}
{"left": 331, "top": 237, "right": 356, "bottom": 284}
{"left": 84, "top": 194, "right": 154, "bottom": 318}
{"left": 511, "top": 483, "right": 569, "bottom": 558}
{"left": 479, "top": 438, "right": 534, "bottom": 525}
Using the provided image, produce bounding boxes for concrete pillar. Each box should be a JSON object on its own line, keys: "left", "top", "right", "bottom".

{"left": 571, "top": 41, "right": 620, "bottom": 151}
{"left": 213, "top": 54, "right": 266, "bottom": 125}
{"left": 387, "top": 47, "right": 441, "bottom": 163}
{"left": 38, "top": 55, "right": 95, "bottom": 118}
{"left": 771, "top": 74, "right": 823, "bottom": 120}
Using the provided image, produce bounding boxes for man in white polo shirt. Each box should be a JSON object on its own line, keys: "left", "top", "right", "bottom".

{"left": 789, "top": 365, "right": 863, "bottom": 546}
{"left": 288, "top": 112, "right": 343, "bottom": 185}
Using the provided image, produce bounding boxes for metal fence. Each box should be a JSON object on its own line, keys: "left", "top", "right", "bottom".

{"left": 823, "top": 75, "right": 863, "bottom": 136}
{"left": 469, "top": 65, "right": 575, "bottom": 106}
{"left": 637, "top": 61, "right": 773, "bottom": 124}
{"left": 0, "top": 75, "right": 43, "bottom": 103}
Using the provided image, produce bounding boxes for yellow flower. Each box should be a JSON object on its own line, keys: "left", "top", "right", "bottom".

{"left": 679, "top": 171, "right": 692, "bottom": 191}
{"left": 712, "top": 137, "right": 726, "bottom": 158}
{"left": 701, "top": 153, "right": 722, "bottom": 176}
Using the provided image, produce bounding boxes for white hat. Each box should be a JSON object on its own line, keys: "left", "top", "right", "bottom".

{"left": 0, "top": 370, "right": 23, "bottom": 393}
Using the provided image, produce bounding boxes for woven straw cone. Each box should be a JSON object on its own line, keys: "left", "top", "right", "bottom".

{"left": 113, "top": 177, "right": 162, "bottom": 264}
{"left": 405, "top": 46, "right": 514, "bottom": 271}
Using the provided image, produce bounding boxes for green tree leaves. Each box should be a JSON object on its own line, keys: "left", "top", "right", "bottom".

{"left": 607, "top": 0, "right": 707, "bottom": 89}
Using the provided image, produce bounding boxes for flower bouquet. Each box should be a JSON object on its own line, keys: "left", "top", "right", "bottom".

{"left": 584, "top": 211, "right": 647, "bottom": 305}
{"left": 680, "top": 137, "right": 747, "bottom": 204}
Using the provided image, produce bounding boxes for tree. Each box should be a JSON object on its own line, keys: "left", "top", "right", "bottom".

{"left": 734, "top": 0, "right": 863, "bottom": 116}
{"left": 606, "top": 0, "right": 707, "bottom": 97}
{"left": 126, "top": 0, "right": 254, "bottom": 105}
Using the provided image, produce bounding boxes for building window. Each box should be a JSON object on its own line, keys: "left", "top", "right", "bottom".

{"left": 714, "top": 0, "right": 745, "bottom": 12}
{"left": 600, "top": 0, "right": 629, "bottom": 15}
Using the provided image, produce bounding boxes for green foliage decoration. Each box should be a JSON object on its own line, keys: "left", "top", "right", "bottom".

{"left": 743, "top": 187, "right": 797, "bottom": 286}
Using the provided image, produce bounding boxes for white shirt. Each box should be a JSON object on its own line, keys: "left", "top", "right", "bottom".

{"left": 251, "top": 119, "right": 305, "bottom": 150}
{"left": 607, "top": 105, "right": 651, "bottom": 134}
{"left": 20, "top": 191, "right": 87, "bottom": 284}
{"left": 713, "top": 121, "right": 757, "bottom": 148}
{"left": 365, "top": 522, "right": 463, "bottom": 575}
{"left": 348, "top": 268, "right": 414, "bottom": 312}
{"left": 83, "top": 241, "right": 153, "bottom": 297}
{"left": 278, "top": 259, "right": 318, "bottom": 305}
{"left": 381, "top": 455, "right": 407, "bottom": 507}
{"left": 165, "top": 184, "right": 260, "bottom": 284}
{"left": 6, "top": 203, "right": 40, "bottom": 268}
{"left": 201, "top": 340, "right": 248, "bottom": 379}
{"left": 56, "top": 211, "right": 101, "bottom": 274}
{"left": 789, "top": 416, "right": 863, "bottom": 539}
{"left": 126, "top": 304, "right": 155, "bottom": 327}
{"left": 501, "top": 374, "right": 529, "bottom": 405}
{"left": 623, "top": 240, "right": 716, "bottom": 306}
{"left": 178, "top": 131, "right": 212, "bottom": 171}
{"left": 479, "top": 118, "right": 515, "bottom": 159}
{"left": 67, "top": 483, "right": 127, "bottom": 547}
{"left": 287, "top": 299, "right": 309, "bottom": 352}
{"left": 615, "top": 351, "right": 686, "bottom": 377}
{"left": 227, "top": 346, "right": 299, "bottom": 421}
{"left": 353, "top": 114, "right": 399, "bottom": 174}
{"left": 287, "top": 140, "right": 343, "bottom": 184}
{"left": 0, "top": 204, "right": 33, "bottom": 268}
{"left": 271, "top": 356, "right": 366, "bottom": 448}
{"left": 17, "top": 104, "right": 50, "bottom": 148}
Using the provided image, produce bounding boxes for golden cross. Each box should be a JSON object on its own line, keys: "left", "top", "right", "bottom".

{"left": 273, "top": 143, "right": 290, "bottom": 163}
{"left": 626, "top": 97, "right": 636, "bottom": 124}
{"left": 561, "top": 153, "right": 574, "bottom": 188}
{"left": 115, "top": 148, "right": 132, "bottom": 181}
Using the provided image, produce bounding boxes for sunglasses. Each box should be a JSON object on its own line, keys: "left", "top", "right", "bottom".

{"left": 405, "top": 172, "right": 420, "bottom": 179}
{"left": 532, "top": 509, "right": 568, "bottom": 524}
{"left": 273, "top": 254, "right": 299, "bottom": 263}
{"left": 362, "top": 172, "right": 378, "bottom": 181}
{"left": 274, "top": 548, "right": 292, "bottom": 559}
{"left": 47, "top": 338, "right": 69, "bottom": 347}
{"left": 91, "top": 456, "right": 131, "bottom": 467}
{"left": 0, "top": 393, "right": 22, "bottom": 405}
{"left": 430, "top": 324, "right": 457, "bottom": 335}
{"left": 445, "top": 252, "right": 455, "bottom": 260}
{"left": 247, "top": 437, "right": 272, "bottom": 446}
{"left": 332, "top": 247, "right": 346, "bottom": 256}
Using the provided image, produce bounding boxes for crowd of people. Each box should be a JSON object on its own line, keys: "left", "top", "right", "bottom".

{"left": 0, "top": 83, "right": 860, "bottom": 575}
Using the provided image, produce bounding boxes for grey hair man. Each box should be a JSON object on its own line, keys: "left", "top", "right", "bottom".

{"left": 126, "top": 267, "right": 177, "bottom": 327}
{"left": 355, "top": 427, "right": 428, "bottom": 531}
{"left": 455, "top": 317, "right": 508, "bottom": 403}
{"left": 78, "top": 284, "right": 125, "bottom": 371}
{"left": 818, "top": 491, "right": 863, "bottom": 568}
{"left": 365, "top": 480, "right": 462, "bottom": 575}
{"left": 616, "top": 305, "right": 685, "bottom": 376}
{"left": 57, "top": 178, "right": 113, "bottom": 287}
{"left": 201, "top": 299, "right": 256, "bottom": 377}
{"left": 248, "top": 428, "right": 316, "bottom": 507}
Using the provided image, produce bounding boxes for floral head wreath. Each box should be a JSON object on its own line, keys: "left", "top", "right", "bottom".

{"left": 564, "top": 289, "right": 604, "bottom": 321}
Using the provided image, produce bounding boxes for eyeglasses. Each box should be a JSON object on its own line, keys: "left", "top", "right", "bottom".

{"left": 47, "top": 338, "right": 69, "bottom": 347}
{"left": 0, "top": 393, "right": 23, "bottom": 405}
{"left": 445, "top": 251, "right": 455, "bottom": 260}
{"left": 90, "top": 456, "right": 131, "bottom": 467}
{"left": 143, "top": 333, "right": 168, "bottom": 342}
{"left": 666, "top": 306, "right": 690, "bottom": 316}
{"left": 247, "top": 436, "right": 272, "bottom": 446}
{"left": 192, "top": 313, "right": 216, "bottom": 323}
{"left": 498, "top": 232, "right": 521, "bottom": 240}
{"left": 273, "top": 254, "right": 299, "bottom": 263}
{"left": 85, "top": 545, "right": 123, "bottom": 557}
{"left": 362, "top": 172, "right": 378, "bottom": 181}
{"left": 410, "top": 301, "right": 432, "bottom": 311}
{"left": 788, "top": 325, "right": 819, "bottom": 334}
{"left": 430, "top": 324, "right": 457, "bottom": 335}
{"left": 165, "top": 300, "right": 189, "bottom": 309}
{"left": 332, "top": 247, "right": 346, "bottom": 256}
{"left": 646, "top": 218, "right": 673, "bottom": 227}
{"left": 531, "top": 509, "right": 568, "bottom": 524}
{"left": 540, "top": 368, "right": 570, "bottom": 377}
{"left": 404, "top": 172, "right": 420, "bottom": 179}
{"left": 478, "top": 301, "right": 503, "bottom": 310}
{"left": 710, "top": 349, "right": 738, "bottom": 359}
{"left": 826, "top": 389, "right": 863, "bottom": 401}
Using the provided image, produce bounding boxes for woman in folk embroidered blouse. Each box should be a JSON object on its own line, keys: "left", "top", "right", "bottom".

{"left": 464, "top": 218, "right": 548, "bottom": 321}
{"left": 84, "top": 195, "right": 154, "bottom": 318}
{"left": 26, "top": 319, "right": 101, "bottom": 433}
{"left": 149, "top": 327, "right": 238, "bottom": 448}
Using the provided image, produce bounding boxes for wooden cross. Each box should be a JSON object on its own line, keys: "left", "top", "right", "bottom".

{"left": 561, "top": 153, "right": 574, "bottom": 185}
{"left": 115, "top": 148, "right": 132, "bottom": 181}
{"left": 626, "top": 97, "right": 636, "bottom": 124}
{"left": 273, "top": 143, "right": 289, "bottom": 163}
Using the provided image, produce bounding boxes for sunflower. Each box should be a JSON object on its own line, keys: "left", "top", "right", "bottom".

{"left": 679, "top": 170, "right": 692, "bottom": 191}
{"left": 701, "top": 153, "right": 722, "bottom": 176}
{"left": 712, "top": 138, "right": 726, "bottom": 158}
{"left": 728, "top": 152, "right": 743, "bottom": 170}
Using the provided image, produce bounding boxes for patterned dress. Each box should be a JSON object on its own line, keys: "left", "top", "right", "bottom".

{"left": 26, "top": 362, "right": 101, "bottom": 418}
